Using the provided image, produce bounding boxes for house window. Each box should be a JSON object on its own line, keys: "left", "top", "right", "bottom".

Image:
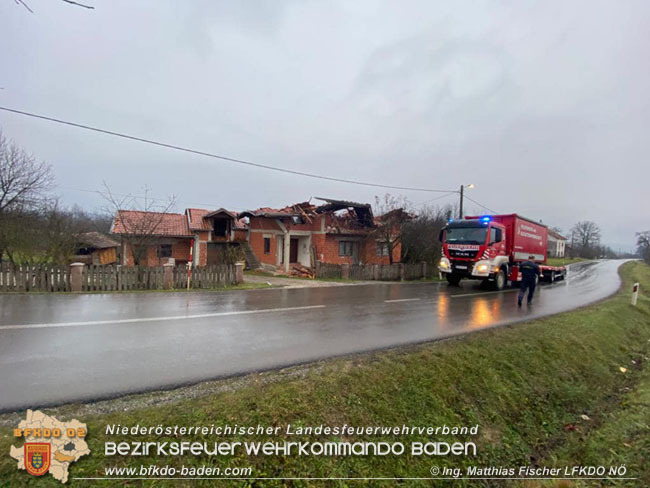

{"left": 339, "top": 241, "right": 354, "bottom": 256}
{"left": 158, "top": 244, "right": 172, "bottom": 258}
{"left": 377, "top": 242, "right": 390, "bottom": 256}
{"left": 213, "top": 219, "right": 228, "bottom": 237}
{"left": 263, "top": 237, "right": 271, "bottom": 254}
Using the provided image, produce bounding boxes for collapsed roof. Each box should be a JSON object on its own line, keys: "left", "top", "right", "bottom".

{"left": 313, "top": 197, "right": 374, "bottom": 226}
{"left": 238, "top": 198, "right": 375, "bottom": 227}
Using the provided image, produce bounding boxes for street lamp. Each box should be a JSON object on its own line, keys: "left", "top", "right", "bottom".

{"left": 459, "top": 183, "right": 475, "bottom": 219}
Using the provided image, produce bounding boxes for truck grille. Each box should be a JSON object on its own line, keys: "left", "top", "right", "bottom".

{"left": 448, "top": 249, "right": 478, "bottom": 259}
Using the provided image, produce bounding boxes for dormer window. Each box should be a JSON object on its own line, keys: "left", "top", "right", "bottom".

{"left": 213, "top": 219, "right": 228, "bottom": 237}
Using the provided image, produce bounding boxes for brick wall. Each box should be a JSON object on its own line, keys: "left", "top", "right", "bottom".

{"left": 246, "top": 215, "right": 402, "bottom": 268}
{"left": 249, "top": 218, "right": 282, "bottom": 231}
{"left": 360, "top": 238, "right": 401, "bottom": 265}
{"left": 124, "top": 238, "right": 192, "bottom": 267}
{"left": 315, "top": 235, "right": 402, "bottom": 265}
{"left": 198, "top": 241, "right": 207, "bottom": 266}
{"left": 233, "top": 229, "right": 248, "bottom": 242}
{"left": 250, "top": 231, "right": 279, "bottom": 266}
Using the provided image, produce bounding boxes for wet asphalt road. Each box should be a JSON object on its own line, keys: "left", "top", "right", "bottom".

{"left": 0, "top": 260, "right": 624, "bottom": 412}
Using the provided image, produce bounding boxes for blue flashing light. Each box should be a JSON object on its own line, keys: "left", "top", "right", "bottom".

{"left": 481, "top": 216, "right": 491, "bottom": 222}
{"left": 448, "top": 218, "right": 454, "bottom": 223}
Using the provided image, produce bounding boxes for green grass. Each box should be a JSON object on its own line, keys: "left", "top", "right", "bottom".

{"left": 244, "top": 268, "right": 444, "bottom": 283}
{"left": 546, "top": 256, "right": 589, "bottom": 266}
{"left": 1, "top": 262, "right": 648, "bottom": 487}
{"left": 0, "top": 282, "right": 278, "bottom": 295}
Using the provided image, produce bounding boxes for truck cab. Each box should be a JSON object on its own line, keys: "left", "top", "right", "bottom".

{"left": 438, "top": 216, "right": 510, "bottom": 290}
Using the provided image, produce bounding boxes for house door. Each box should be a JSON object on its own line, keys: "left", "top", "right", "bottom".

{"left": 206, "top": 242, "right": 222, "bottom": 265}
{"left": 289, "top": 238, "right": 299, "bottom": 263}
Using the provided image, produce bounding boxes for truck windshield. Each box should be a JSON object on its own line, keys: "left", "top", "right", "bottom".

{"left": 445, "top": 226, "right": 488, "bottom": 245}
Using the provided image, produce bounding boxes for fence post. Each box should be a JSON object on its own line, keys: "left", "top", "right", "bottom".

{"left": 235, "top": 262, "right": 244, "bottom": 284}
{"left": 341, "top": 263, "right": 350, "bottom": 280}
{"left": 421, "top": 261, "right": 427, "bottom": 279}
{"left": 69, "top": 262, "right": 84, "bottom": 292}
{"left": 163, "top": 263, "right": 174, "bottom": 290}
{"left": 398, "top": 263, "right": 405, "bottom": 281}
{"left": 373, "top": 264, "right": 380, "bottom": 281}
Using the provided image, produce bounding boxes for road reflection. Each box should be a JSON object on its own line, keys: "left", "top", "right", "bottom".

{"left": 470, "top": 297, "right": 502, "bottom": 327}
{"left": 436, "top": 294, "right": 449, "bottom": 325}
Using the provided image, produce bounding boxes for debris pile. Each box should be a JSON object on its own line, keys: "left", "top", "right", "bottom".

{"left": 290, "top": 264, "right": 315, "bottom": 279}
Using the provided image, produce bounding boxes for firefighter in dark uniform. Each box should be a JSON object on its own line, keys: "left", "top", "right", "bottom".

{"left": 518, "top": 255, "right": 542, "bottom": 307}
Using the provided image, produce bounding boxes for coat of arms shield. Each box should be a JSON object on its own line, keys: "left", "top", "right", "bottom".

{"left": 24, "top": 443, "right": 51, "bottom": 476}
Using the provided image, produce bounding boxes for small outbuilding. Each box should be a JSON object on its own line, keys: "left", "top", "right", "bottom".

{"left": 73, "top": 232, "right": 120, "bottom": 265}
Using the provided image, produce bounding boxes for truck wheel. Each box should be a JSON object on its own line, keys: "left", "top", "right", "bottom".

{"left": 549, "top": 271, "right": 555, "bottom": 283}
{"left": 446, "top": 274, "right": 461, "bottom": 286}
{"left": 493, "top": 269, "right": 506, "bottom": 290}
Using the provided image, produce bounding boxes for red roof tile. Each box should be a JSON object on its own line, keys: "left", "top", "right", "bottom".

{"left": 186, "top": 208, "right": 249, "bottom": 231}
{"left": 186, "top": 208, "right": 212, "bottom": 231}
{"left": 233, "top": 217, "right": 248, "bottom": 230}
{"left": 112, "top": 210, "right": 192, "bottom": 237}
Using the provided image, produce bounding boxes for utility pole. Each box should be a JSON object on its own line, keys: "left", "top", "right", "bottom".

{"left": 459, "top": 184, "right": 464, "bottom": 219}
{"left": 458, "top": 183, "right": 474, "bottom": 219}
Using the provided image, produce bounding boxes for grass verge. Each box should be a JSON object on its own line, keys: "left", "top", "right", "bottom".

{"left": 546, "top": 257, "right": 589, "bottom": 267}
{"left": 1, "top": 262, "right": 648, "bottom": 487}
{"left": 0, "top": 282, "right": 278, "bottom": 296}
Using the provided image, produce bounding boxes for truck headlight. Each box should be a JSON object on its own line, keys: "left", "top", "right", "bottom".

{"left": 473, "top": 261, "right": 491, "bottom": 276}
{"left": 439, "top": 257, "right": 450, "bottom": 272}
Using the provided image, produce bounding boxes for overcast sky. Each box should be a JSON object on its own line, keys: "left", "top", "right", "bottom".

{"left": 1, "top": 0, "right": 649, "bottom": 251}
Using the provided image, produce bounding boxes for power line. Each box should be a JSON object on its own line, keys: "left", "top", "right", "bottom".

{"left": 412, "top": 191, "right": 458, "bottom": 208}
{"left": 62, "top": 186, "right": 249, "bottom": 211}
{"left": 0, "top": 106, "right": 456, "bottom": 194}
{"left": 463, "top": 195, "right": 498, "bottom": 214}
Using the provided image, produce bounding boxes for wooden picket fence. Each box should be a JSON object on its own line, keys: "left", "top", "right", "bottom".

{"left": 172, "top": 264, "right": 235, "bottom": 289}
{"left": 82, "top": 265, "right": 167, "bottom": 291}
{"left": 315, "top": 262, "right": 342, "bottom": 279}
{"left": 0, "top": 264, "right": 70, "bottom": 292}
{"left": 349, "top": 264, "right": 375, "bottom": 280}
{"left": 0, "top": 263, "right": 237, "bottom": 292}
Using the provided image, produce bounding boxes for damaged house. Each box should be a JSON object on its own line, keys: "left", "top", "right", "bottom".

{"left": 240, "top": 197, "right": 403, "bottom": 273}
{"left": 110, "top": 197, "right": 406, "bottom": 272}
{"left": 110, "top": 208, "right": 248, "bottom": 267}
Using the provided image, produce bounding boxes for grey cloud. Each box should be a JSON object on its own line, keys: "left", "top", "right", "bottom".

{"left": 0, "top": 0, "right": 648, "bottom": 250}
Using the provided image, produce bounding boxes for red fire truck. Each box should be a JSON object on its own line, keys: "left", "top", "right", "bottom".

{"left": 438, "top": 214, "right": 566, "bottom": 290}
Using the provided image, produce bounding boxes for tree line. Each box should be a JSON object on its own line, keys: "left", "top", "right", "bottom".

{"left": 0, "top": 129, "right": 110, "bottom": 265}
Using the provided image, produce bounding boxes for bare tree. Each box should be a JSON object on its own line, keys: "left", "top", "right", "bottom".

{"left": 13, "top": 0, "right": 94, "bottom": 13}
{"left": 0, "top": 129, "right": 54, "bottom": 215}
{"left": 101, "top": 182, "right": 177, "bottom": 265}
{"left": 401, "top": 203, "right": 453, "bottom": 265}
{"left": 0, "top": 128, "right": 54, "bottom": 263}
{"left": 570, "top": 221, "right": 601, "bottom": 258}
{"left": 637, "top": 231, "right": 650, "bottom": 265}
{"left": 372, "top": 194, "right": 413, "bottom": 264}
